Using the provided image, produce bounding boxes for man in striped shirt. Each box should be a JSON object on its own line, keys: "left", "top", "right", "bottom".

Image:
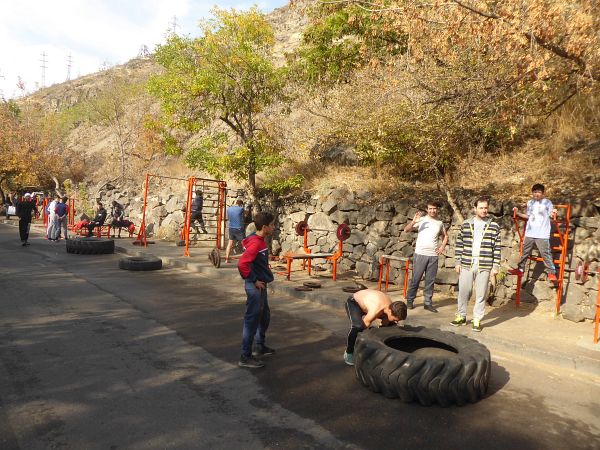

{"left": 452, "top": 197, "right": 501, "bottom": 332}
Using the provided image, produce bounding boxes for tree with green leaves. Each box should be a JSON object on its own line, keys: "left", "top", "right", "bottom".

{"left": 148, "top": 7, "right": 288, "bottom": 199}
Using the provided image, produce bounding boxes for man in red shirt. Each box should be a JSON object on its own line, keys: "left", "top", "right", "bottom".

{"left": 237, "top": 211, "right": 276, "bottom": 368}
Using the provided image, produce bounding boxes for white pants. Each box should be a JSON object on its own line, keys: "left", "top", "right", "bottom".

{"left": 457, "top": 267, "right": 490, "bottom": 321}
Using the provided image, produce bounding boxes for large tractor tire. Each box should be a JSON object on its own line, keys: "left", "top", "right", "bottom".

{"left": 354, "top": 326, "right": 491, "bottom": 407}
{"left": 66, "top": 237, "right": 115, "bottom": 255}
{"left": 118, "top": 256, "right": 162, "bottom": 271}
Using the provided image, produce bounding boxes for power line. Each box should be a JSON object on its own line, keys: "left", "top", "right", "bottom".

{"left": 66, "top": 53, "right": 72, "bottom": 81}
{"left": 169, "top": 15, "right": 179, "bottom": 35}
{"left": 40, "top": 51, "right": 47, "bottom": 88}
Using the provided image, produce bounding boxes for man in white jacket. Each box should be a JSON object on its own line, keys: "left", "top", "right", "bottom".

{"left": 46, "top": 194, "right": 60, "bottom": 241}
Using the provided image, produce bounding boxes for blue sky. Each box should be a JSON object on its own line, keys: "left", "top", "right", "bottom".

{"left": 0, "top": 0, "right": 289, "bottom": 100}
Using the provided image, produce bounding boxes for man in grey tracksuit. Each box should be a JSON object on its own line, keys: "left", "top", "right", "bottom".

{"left": 452, "top": 197, "right": 501, "bottom": 332}
{"left": 404, "top": 201, "right": 448, "bottom": 312}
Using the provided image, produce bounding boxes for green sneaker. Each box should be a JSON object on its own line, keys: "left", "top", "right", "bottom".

{"left": 450, "top": 315, "right": 467, "bottom": 327}
{"left": 472, "top": 319, "right": 482, "bottom": 332}
{"left": 343, "top": 351, "right": 354, "bottom": 366}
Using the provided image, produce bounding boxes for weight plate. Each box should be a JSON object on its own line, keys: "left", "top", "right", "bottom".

{"left": 295, "top": 220, "right": 308, "bottom": 236}
{"left": 342, "top": 285, "right": 366, "bottom": 293}
{"left": 575, "top": 261, "right": 584, "bottom": 281}
{"left": 303, "top": 281, "right": 322, "bottom": 289}
{"left": 295, "top": 286, "right": 313, "bottom": 291}
{"left": 582, "top": 261, "right": 590, "bottom": 283}
{"left": 210, "top": 248, "right": 221, "bottom": 268}
{"left": 336, "top": 223, "right": 351, "bottom": 241}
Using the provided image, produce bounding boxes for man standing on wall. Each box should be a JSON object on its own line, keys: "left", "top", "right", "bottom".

{"left": 403, "top": 201, "right": 448, "bottom": 312}
{"left": 452, "top": 197, "right": 501, "bottom": 332}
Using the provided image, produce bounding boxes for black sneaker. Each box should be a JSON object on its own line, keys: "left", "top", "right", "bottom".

{"left": 407, "top": 301, "right": 414, "bottom": 310}
{"left": 424, "top": 304, "right": 438, "bottom": 313}
{"left": 238, "top": 355, "right": 265, "bottom": 368}
{"left": 253, "top": 345, "right": 275, "bottom": 356}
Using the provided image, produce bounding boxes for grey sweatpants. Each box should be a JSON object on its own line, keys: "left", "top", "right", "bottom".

{"left": 457, "top": 267, "right": 490, "bottom": 321}
{"left": 517, "top": 237, "right": 555, "bottom": 274}
{"left": 406, "top": 254, "right": 438, "bottom": 306}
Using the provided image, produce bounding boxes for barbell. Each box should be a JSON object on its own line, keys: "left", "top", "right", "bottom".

{"left": 295, "top": 220, "right": 352, "bottom": 242}
{"left": 571, "top": 260, "right": 598, "bottom": 283}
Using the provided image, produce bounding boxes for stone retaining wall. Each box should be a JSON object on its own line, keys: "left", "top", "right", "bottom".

{"left": 92, "top": 183, "right": 599, "bottom": 323}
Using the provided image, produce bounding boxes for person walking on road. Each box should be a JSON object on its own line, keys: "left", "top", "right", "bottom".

{"left": 46, "top": 194, "right": 60, "bottom": 240}
{"left": 225, "top": 199, "right": 246, "bottom": 263}
{"left": 509, "top": 183, "right": 557, "bottom": 282}
{"left": 237, "top": 212, "right": 276, "bottom": 368}
{"left": 452, "top": 197, "right": 501, "bottom": 332}
{"left": 15, "top": 193, "right": 39, "bottom": 246}
{"left": 343, "top": 289, "right": 407, "bottom": 366}
{"left": 403, "top": 200, "right": 448, "bottom": 312}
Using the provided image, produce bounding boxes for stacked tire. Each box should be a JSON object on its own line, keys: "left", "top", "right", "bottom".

{"left": 66, "top": 237, "right": 115, "bottom": 255}
{"left": 354, "top": 326, "right": 491, "bottom": 407}
{"left": 118, "top": 256, "right": 162, "bottom": 271}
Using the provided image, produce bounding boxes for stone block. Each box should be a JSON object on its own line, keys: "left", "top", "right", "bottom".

{"left": 376, "top": 210, "right": 394, "bottom": 221}
{"left": 392, "top": 213, "right": 408, "bottom": 225}
{"left": 531, "top": 280, "right": 554, "bottom": 302}
{"left": 346, "top": 229, "right": 366, "bottom": 245}
{"left": 356, "top": 190, "right": 373, "bottom": 201}
{"left": 435, "top": 269, "right": 459, "bottom": 285}
{"left": 307, "top": 212, "right": 334, "bottom": 232}
{"left": 444, "top": 257, "right": 456, "bottom": 268}
{"left": 366, "top": 242, "right": 378, "bottom": 257}
{"left": 321, "top": 198, "right": 338, "bottom": 214}
{"left": 561, "top": 303, "right": 585, "bottom": 322}
{"left": 401, "top": 246, "right": 414, "bottom": 258}
{"left": 339, "top": 200, "right": 360, "bottom": 211}
{"left": 356, "top": 261, "right": 371, "bottom": 279}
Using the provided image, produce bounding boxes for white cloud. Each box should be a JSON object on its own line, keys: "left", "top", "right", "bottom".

{"left": 0, "top": 0, "right": 287, "bottom": 100}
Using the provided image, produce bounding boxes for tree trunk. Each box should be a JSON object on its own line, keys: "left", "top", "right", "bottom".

{"left": 436, "top": 175, "right": 464, "bottom": 223}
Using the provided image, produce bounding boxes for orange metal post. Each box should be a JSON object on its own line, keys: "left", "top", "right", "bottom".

{"left": 42, "top": 198, "right": 49, "bottom": 227}
{"left": 594, "top": 281, "right": 600, "bottom": 344}
{"left": 403, "top": 259, "right": 410, "bottom": 298}
{"left": 135, "top": 173, "right": 150, "bottom": 247}
{"left": 554, "top": 204, "right": 571, "bottom": 316}
{"left": 377, "top": 256, "right": 385, "bottom": 291}
{"left": 216, "top": 182, "right": 227, "bottom": 249}
{"left": 68, "top": 199, "right": 76, "bottom": 227}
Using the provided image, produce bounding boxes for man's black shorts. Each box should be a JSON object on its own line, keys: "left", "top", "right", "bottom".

{"left": 228, "top": 228, "right": 245, "bottom": 241}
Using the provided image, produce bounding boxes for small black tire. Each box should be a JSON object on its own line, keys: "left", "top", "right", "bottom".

{"left": 118, "top": 256, "right": 162, "bottom": 271}
{"left": 66, "top": 237, "right": 115, "bottom": 255}
{"left": 354, "top": 326, "right": 491, "bottom": 407}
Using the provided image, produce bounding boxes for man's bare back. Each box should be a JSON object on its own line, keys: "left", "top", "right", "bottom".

{"left": 353, "top": 289, "right": 396, "bottom": 327}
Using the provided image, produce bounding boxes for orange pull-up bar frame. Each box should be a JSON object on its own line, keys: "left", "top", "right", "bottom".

{"left": 135, "top": 173, "right": 189, "bottom": 247}
{"left": 182, "top": 176, "right": 227, "bottom": 257}
{"left": 512, "top": 204, "right": 571, "bottom": 316}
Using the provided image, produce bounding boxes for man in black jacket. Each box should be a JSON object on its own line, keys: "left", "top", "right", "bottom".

{"left": 190, "top": 190, "right": 207, "bottom": 234}
{"left": 86, "top": 203, "right": 107, "bottom": 237}
{"left": 15, "top": 193, "right": 39, "bottom": 246}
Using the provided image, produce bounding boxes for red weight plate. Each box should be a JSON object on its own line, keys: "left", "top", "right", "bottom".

{"left": 295, "top": 220, "right": 308, "bottom": 236}
{"left": 336, "top": 223, "right": 351, "bottom": 241}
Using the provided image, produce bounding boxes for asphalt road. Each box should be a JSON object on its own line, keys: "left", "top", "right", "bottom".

{"left": 1, "top": 224, "right": 599, "bottom": 449}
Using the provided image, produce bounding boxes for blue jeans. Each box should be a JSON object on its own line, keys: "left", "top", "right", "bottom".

{"left": 241, "top": 280, "right": 270, "bottom": 357}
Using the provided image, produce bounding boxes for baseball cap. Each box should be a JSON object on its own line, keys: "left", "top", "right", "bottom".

{"left": 24, "top": 193, "right": 32, "bottom": 197}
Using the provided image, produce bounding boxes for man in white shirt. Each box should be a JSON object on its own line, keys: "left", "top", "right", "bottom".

{"left": 510, "top": 183, "right": 557, "bottom": 281}
{"left": 403, "top": 201, "right": 448, "bottom": 312}
{"left": 46, "top": 194, "right": 60, "bottom": 241}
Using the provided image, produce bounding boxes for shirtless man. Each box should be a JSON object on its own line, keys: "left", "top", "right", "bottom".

{"left": 344, "top": 289, "right": 407, "bottom": 366}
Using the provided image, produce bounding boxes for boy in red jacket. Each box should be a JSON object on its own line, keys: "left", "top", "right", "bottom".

{"left": 237, "top": 211, "right": 276, "bottom": 368}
